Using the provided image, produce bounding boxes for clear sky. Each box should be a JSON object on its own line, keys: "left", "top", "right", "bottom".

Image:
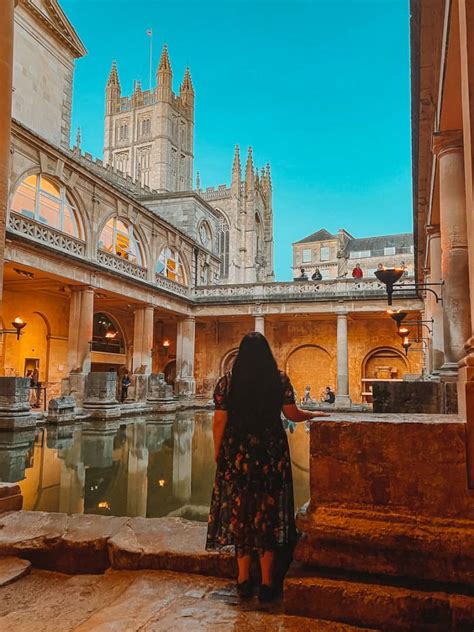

{"left": 64, "top": 0, "right": 412, "bottom": 281}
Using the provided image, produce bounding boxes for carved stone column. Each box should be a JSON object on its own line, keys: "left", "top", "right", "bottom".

{"left": 0, "top": 0, "right": 14, "bottom": 311}
{"left": 175, "top": 316, "right": 196, "bottom": 398}
{"left": 255, "top": 315, "right": 265, "bottom": 335}
{"left": 427, "top": 225, "right": 445, "bottom": 373}
{"left": 132, "top": 305, "right": 154, "bottom": 374}
{"left": 67, "top": 286, "right": 94, "bottom": 374}
{"left": 432, "top": 131, "right": 471, "bottom": 376}
{"left": 335, "top": 311, "right": 351, "bottom": 409}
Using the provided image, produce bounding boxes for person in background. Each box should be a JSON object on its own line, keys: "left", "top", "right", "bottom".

{"left": 352, "top": 263, "right": 363, "bottom": 279}
{"left": 207, "top": 332, "right": 330, "bottom": 602}
{"left": 302, "top": 385, "right": 312, "bottom": 404}
{"left": 121, "top": 370, "right": 131, "bottom": 403}
{"left": 299, "top": 267, "right": 308, "bottom": 280}
{"left": 311, "top": 267, "right": 323, "bottom": 281}
{"left": 323, "top": 386, "right": 335, "bottom": 404}
{"left": 377, "top": 263, "right": 384, "bottom": 271}
{"left": 30, "top": 368, "right": 41, "bottom": 408}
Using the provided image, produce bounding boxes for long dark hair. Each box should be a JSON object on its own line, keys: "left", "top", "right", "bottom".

{"left": 228, "top": 332, "right": 283, "bottom": 433}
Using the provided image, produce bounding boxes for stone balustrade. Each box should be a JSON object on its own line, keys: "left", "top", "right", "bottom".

{"left": 8, "top": 212, "right": 86, "bottom": 258}
{"left": 192, "top": 277, "right": 417, "bottom": 303}
{"left": 155, "top": 274, "right": 191, "bottom": 297}
{"left": 97, "top": 249, "right": 147, "bottom": 280}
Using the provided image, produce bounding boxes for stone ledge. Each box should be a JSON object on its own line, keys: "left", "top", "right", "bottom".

{"left": 284, "top": 565, "right": 474, "bottom": 630}
{"left": 0, "top": 556, "right": 31, "bottom": 587}
{"left": 0, "top": 483, "right": 21, "bottom": 499}
{"left": 295, "top": 507, "right": 474, "bottom": 586}
{"left": 0, "top": 511, "right": 235, "bottom": 577}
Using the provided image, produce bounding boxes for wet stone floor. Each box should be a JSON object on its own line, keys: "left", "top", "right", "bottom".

{"left": 0, "top": 568, "right": 361, "bottom": 631}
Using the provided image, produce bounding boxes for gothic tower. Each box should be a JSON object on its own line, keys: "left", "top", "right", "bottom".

{"left": 103, "top": 45, "right": 194, "bottom": 192}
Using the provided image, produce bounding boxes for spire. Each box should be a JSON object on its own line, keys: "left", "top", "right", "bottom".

{"left": 245, "top": 146, "right": 254, "bottom": 188}
{"left": 255, "top": 167, "right": 259, "bottom": 186}
{"left": 261, "top": 167, "right": 265, "bottom": 182}
{"left": 158, "top": 43, "right": 172, "bottom": 73}
{"left": 180, "top": 66, "right": 194, "bottom": 109}
{"left": 132, "top": 79, "right": 143, "bottom": 106}
{"left": 106, "top": 60, "right": 120, "bottom": 89}
{"left": 231, "top": 145, "right": 241, "bottom": 193}
{"left": 181, "top": 67, "right": 194, "bottom": 94}
{"left": 196, "top": 171, "right": 201, "bottom": 192}
{"left": 265, "top": 162, "right": 272, "bottom": 189}
{"left": 75, "top": 126, "right": 81, "bottom": 149}
{"left": 156, "top": 44, "right": 172, "bottom": 100}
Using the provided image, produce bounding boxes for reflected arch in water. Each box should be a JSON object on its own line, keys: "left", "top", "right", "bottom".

{"left": 220, "top": 348, "right": 238, "bottom": 375}
{"left": 285, "top": 344, "right": 335, "bottom": 403}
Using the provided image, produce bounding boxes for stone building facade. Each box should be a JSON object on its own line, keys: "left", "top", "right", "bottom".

{"left": 103, "top": 46, "right": 274, "bottom": 285}
{"left": 0, "top": 0, "right": 425, "bottom": 415}
{"left": 293, "top": 228, "right": 414, "bottom": 280}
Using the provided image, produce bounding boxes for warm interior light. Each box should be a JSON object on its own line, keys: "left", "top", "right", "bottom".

{"left": 162, "top": 339, "right": 170, "bottom": 348}
{"left": 97, "top": 501, "right": 111, "bottom": 510}
{"left": 13, "top": 317, "right": 23, "bottom": 324}
{"left": 105, "top": 330, "right": 117, "bottom": 339}
{"left": 398, "top": 327, "right": 410, "bottom": 337}
{"left": 11, "top": 316, "right": 27, "bottom": 340}
{"left": 158, "top": 479, "right": 166, "bottom": 487}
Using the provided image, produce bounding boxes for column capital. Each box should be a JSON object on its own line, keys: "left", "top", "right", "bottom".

{"left": 426, "top": 224, "right": 441, "bottom": 238}
{"left": 335, "top": 308, "right": 349, "bottom": 317}
{"left": 432, "top": 130, "right": 463, "bottom": 157}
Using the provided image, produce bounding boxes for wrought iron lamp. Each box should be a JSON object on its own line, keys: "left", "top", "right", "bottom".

{"left": 374, "top": 267, "right": 405, "bottom": 305}
{"left": 0, "top": 316, "right": 27, "bottom": 341}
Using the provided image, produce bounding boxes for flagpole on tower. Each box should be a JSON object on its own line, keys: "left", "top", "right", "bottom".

{"left": 147, "top": 29, "right": 153, "bottom": 91}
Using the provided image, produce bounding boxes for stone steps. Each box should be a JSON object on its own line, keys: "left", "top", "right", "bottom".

{"left": 0, "top": 511, "right": 236, "bottom": 577}
{"left": 284, "top": 565, "right": 474, "bottom": 630}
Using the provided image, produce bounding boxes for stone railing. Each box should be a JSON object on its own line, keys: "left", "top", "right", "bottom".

{"left": 97, "top": 249, "right": 147, "bottom": 280}
{"left": 155, "top": 273, "right": 191, "bottom": 297}
{"left": 193, "top": 278, "right": 417, "bottom": 303}
{"left": 8, "top": 211, "right": 86, "bottom": 258}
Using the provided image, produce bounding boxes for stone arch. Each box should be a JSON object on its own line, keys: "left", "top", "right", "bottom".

{"left": 220, "top": 347, "right": 239, "bottom": 375}
{"left": 9, "top": 170, "right": 88, "bottom": 242}
{"left": 96, "top": 213, "right": 149, "bottom": 267}
{"left": 285, "top": 344, "right": 335, "bottom": 403}
{"left": 155, "top": 241, "right": 191, "bottom": 286}
{"left": 362, "top": 346, "right": 409, "bottom": 381}
{"left": 164, "top": 359, "right": 176, "bottom": 385}
{"left": 92, "top": 311, "right": 127, "bottom": 355}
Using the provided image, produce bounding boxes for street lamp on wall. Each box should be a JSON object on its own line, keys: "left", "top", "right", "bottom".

{"left": 375, "top": 267, "right": 443, "bottom": 305}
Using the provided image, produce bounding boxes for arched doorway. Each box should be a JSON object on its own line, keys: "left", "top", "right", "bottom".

{"left": 221, "top": 348, "right": 238, "bottom": 375}
{"left": 361, "top": 347, "right": 409, "bottom": 403}
{"left": 91, "top": 312, "right": 127, "bottom": 372}
{"left": 285, "top": 345, "right": 335, "bottom": 403}
{"left": 164, "top": 360, "right": 176, "bottom": 385}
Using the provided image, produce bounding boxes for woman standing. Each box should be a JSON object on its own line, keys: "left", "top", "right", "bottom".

{"left": 206, "top": 332, "right": 330, "bottom": 602}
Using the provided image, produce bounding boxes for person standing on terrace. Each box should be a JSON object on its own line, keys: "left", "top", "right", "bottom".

{"left": 206, "top": 332, "right": 330, "bottom": 602}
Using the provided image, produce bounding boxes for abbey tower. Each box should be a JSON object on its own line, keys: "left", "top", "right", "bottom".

{"left": 103, "top": 44, "right": 274, "bottom": 284}
{"left": 104, "top": 45, "right": 194, "bottom": 192}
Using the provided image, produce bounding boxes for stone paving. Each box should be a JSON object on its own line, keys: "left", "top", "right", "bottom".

{"left": 0, "top": 568, "right": 366, "bottom": 631}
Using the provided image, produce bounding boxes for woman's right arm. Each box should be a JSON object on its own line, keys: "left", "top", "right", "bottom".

{"left": 282, "top": 404, "right": 330, "bottom": 422}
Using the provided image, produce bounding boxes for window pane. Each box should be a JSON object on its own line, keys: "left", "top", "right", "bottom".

{"left": 320, "top": 247, "right": 330, "bottom": 261}
{"left": 99, "top": 219, "right": 114, "bottom": 252}
{"left": 38, "top": 191, "right": 60, "bottom": 227}
{"left": 39, "top": 176, "right": 61, "bottom": 198}
{"left": 384, "top": 247, "right": 396, "bottom": 256}
{"left": 302, "top": 248, "right": 312, "bottom": 263}
{"left": 12, "top": 180, "right": 36, "bottom": 217}
{"left": 63, "top": 204, "right": 79, "bottom": 237}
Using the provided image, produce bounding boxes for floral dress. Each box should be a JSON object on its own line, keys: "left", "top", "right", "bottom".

{"left": 206, "top": 370, "right": 297, "bottom": 557}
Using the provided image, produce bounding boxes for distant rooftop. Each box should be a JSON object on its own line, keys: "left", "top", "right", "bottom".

{"left": 294, "top": 229, "right": 335, "bottom": 244}
{"left": 295, "top": 228, "right": 413, "bottom": 250}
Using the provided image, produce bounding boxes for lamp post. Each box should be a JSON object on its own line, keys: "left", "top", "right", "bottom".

{"left": 0, "top": 317, "right": 27, "bottom": 340}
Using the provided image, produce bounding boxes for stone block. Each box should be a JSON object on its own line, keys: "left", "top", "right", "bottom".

{"left": 147, "top": 373, "right": 175, "bottom": 402}
{"left": 295, "top": 417, "right": 474, "bottom": 586}
{"left": 372, "top": 380, "right": 457, "bottom": 414}
{"left": 47, "top": 395, "right": 76, "bottom": 424}
{"left": 0, "top": 483, "right": 23, "bottom": 513}
{"left": 0, "top": 556, "right": 31, "bottom": 587}
{"left": 83, "top": 373, "right": 120, "bottom": 419}
{"left": 129, "top": 374, "right": 148, "bottom": 402}
{"left": 284, "top": 565, "right": 474, "bottom": 630}
{"left": 0, "top": 377, "right": 35, "bottom": 430}
{"left": 0, "top": 430, "right": 36, "bottom": 481}
{"left": 108, "top": 516, "right": 236, "bottom": 578}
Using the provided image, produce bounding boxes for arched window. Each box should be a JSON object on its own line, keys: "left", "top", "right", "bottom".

{"left": 98, "top": 217, "right": 142, "bottom": 265}
{"left": 198, "top": 220, "right": 212, "bottom": 249}
{"left": 92, "top": 313, "right": 125, "bottom": 353}
{"left": 157, "top": 247, "right": 186, "bottom": 285}
{"left": 218, "top": 218, "right": 230, "bottom": 279}
{"left": 11, "top": 174, "right": 81, "bottom": 237}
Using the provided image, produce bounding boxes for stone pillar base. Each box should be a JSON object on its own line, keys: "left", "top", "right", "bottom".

{"left": 0, "top": 378, "right": 35, "bottom": 431}
{"left": 175, "top": 377, "right": 196, "bottom": 399}
{"left": 62, "top": 373, "right": 87, "bottom": 411}
{"left": 439, "top": 363, "right": 459, "bottom": 379}
{"left": 334, "top": 395, "right": 351, "bottom": 409}
{"left": 83, "top": 372, "right": 120, "bottom": 419}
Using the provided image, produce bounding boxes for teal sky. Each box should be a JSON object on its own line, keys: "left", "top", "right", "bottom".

{"left": 64, "top": 0, "right": 412, "bottom": 281}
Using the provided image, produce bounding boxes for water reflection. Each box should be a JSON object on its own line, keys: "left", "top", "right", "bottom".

{"left": 0, "top": 412, "right": 310, "bottom": 521}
